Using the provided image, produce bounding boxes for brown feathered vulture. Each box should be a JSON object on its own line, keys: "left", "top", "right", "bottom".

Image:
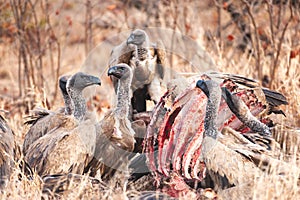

{"left": 196, "top": 79, "right": 299, "bottom": 196}
{"left": 109, "top": 29, "right": 166, "bottom": 113}
{"left": 24, "top": 72, "right": 101, "bottom": 176}
{"left": 23, "top": 75, "right": 72, "bottom": 155}
{"left": 85, "top": 64, "right": 136, "bottom": 185}
{"left": 0, "top": 114, "right": 15, "bottom": 189}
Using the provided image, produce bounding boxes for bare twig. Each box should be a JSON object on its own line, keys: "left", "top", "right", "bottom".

{"left": 270, "top": 1, "right": 293, "bottom": 88}
{"left": 28, "top": 0, "right": 43, "bottom": 89}
{"left": 170, "top": 0, "right": 178, "bottom": 78}
{"left": 10, "top": 0, "right": 29, "bottom": 97}
{"left": 84, "top": 0, "right": 92, "bottom": 55}
{"left": 214, "top": 0, "right": 222, "bottom": 41}
{"left": 242, "top": 0, "right": 262, "bottom": 80}
{"left": 276, "top": 0, "right": 282, "bottom": 29}
{"left": 265, "top": 0, "right": 275, "bottom": 46}
{"left": 43, "top": 0, "right": 61, "bottom": 106}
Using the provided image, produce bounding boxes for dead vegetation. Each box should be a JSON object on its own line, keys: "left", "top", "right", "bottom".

{"left": 0, "top": 0, "right": 299, "bottom": 199}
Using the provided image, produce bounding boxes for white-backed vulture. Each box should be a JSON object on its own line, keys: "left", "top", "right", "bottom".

{"left": 85, "top": 64, "right": 136, "bottom": 182}
{"left": 24, "top": 72, "right": 101, "bottom": 176}
{"left": 109, "top": 29, "right": 166, "bottom": 113}
{"left": 196, "top": 79, "right": 300, "bottom": 195}
{"left": 0, "top": 114, "right": 15, "bottom": 189}
{"left": 23, "top": 75, "right": 72, "bottom": 155}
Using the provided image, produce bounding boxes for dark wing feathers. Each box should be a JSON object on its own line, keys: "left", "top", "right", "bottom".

{"left": 262, "top": 88, "right": 288, "bottom": 106}
{"left": 210, "top": 72, "right": 288, "bottom": 110}
{"left": 24, "top": 109, "right": 51, "bottom": 126}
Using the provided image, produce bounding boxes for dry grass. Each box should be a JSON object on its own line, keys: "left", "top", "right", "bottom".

{"left": 0, "top": 0, "right": 300, "bottom": 199}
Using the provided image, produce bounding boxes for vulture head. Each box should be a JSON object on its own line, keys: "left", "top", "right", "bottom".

{"left": 67, "top": 72, "right": 101, "bottom": 92}
{"left": 196, "top": 80, "right": 210, "bottom": 97}
{"left": 108, "top": 63, "right": 132, "bottom": 80}
{"left": 126, "top": 29, "right": 148, "bottom": 46}
{"left": 66, "top": 72, "right": 101, "bottom": 120}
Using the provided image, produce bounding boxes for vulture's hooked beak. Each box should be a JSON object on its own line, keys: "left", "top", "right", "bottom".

{"left": 196, "top": 80, "right": 209, "bottom": 97}
{"left": 89, "top": 76, "right": 101, "bottom": 86}
{"left": 126, "top": 34, "right": 135, "bottom": 45}
{"left": 108, "top": 66, "right": 122, "bottom": 79}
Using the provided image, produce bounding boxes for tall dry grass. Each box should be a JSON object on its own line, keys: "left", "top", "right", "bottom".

{"left": 0, "top": 0, "right": 299, "bottom": 199}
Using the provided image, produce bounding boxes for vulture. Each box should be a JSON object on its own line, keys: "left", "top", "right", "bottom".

{"left": 85, "top": 64, "right": 136, "bottom": 183}
{"left": 23, "top": 75, "right": 72, "bottom": 155}
{"left": 109, "top": 29, "right": 166, "bottom": 113}
{"left": 0, "top": 114, "right": 15, "bottom": 189}
{"left": 221, "top": 85, "right": 272, "bottom": 136}
{"left": 196, "top": 79, "right": 299, "bottom": 196}
{"left": 24, "top": 72, "right": 101, "bottom": 176}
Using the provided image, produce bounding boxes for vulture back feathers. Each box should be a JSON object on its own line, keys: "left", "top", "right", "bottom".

{"left": 23, "top": 75, "right": 72, "bottom": 155}
{"left": 24, "top": 72, "right": 101, "bottom": 176}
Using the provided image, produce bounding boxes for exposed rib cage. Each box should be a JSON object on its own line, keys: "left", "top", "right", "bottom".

{"left": 144, "top": 76, "right": 283, "bottom": 184}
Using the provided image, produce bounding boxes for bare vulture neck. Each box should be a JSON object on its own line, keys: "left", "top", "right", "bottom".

{"left": 62, "top": 92, "right": 72, "bottom": 115}
{"left": 204, "top": 85, "right": 221, "bottom": 139}
{"left": 114, "top": 76, "right": 132, "bottom": 118}
{"left": 68, "top": 89, "right": 86, "bottom": 120}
